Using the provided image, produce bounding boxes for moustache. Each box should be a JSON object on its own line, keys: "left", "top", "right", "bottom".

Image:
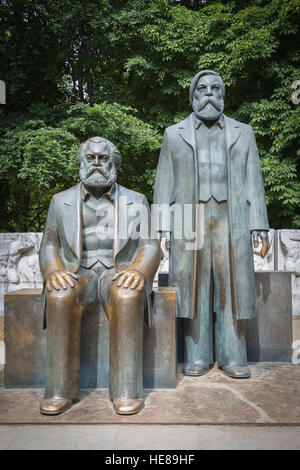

{"left": 86, "top": 167, "right": 107, "bottom": 178}
{"left": 198, "top": 97, "right": 223, "bottom": 112}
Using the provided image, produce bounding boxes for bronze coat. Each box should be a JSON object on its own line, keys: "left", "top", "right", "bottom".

{"left": 39, "top": 182, "right": 161, "bottom": 326}
{"left": 153, "top": 113, "right": 269, "bottom": 320}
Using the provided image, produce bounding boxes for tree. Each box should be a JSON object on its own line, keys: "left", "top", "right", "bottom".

{"left": 0, "top": 0, "right": 299, "bottom": 230}
{"left": 0, "top": 103, "right": 161, "bottom": 231}
{"left": 0, "top": 123, "right": 79, "bottom": 231}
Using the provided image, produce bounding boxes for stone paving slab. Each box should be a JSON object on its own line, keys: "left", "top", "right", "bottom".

{"left": 0, "top": 363, "right": 299, "bottom": 425}
{"left": 1, "top": 424, "right": 300, "bottom": 450}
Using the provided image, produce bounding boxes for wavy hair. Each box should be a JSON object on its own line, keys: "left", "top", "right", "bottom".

{"left": 189, "top": 70, "right": 225, "bottom": 103}
{"left": 76, "top": 136, "right": 122, "bottom": 169}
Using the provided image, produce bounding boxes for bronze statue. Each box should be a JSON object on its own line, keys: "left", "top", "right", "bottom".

{"left": 154, "top": 70, "right": 269, "bottom": 378}
{"left": 39, "top": 136, "right": 160, "bottom": 415}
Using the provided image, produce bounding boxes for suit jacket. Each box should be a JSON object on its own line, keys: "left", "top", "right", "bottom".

{"left": 39, "top": 182, "right": 161, "bottom": 326}
{"left": 153, "top": 113, "right": 269, "bottom": 320}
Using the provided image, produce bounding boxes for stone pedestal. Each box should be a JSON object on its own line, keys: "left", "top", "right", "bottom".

{"left": 0, "top": 233, "right": 43, "bottom": 315}
{"left": 4, "top": 287, "right": 177, "bottom": 389}
{"left": 162, "top": 272, "right": 293, "bottom": 364}
{"left": 247, "top": 271, "right": 293, "bottom": 361}
{"left": 3, "top": 271, "right": 293, "bottom": 391}
{"left": 4, "top": 289, "right": 46, "bottom": 387}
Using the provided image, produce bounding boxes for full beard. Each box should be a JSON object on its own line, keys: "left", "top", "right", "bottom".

{"left": 79, "top": 164, "right": 118, "bottom": 189}
{"left": 193, "top": 96, "right": 224, "bottom": 121}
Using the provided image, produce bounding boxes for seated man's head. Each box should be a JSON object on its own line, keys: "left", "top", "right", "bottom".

{"left": 190, "top": 70, "right": 225, "bottom": 121}
{"left": 76, "top": 136, "right": 121, "bottom": 189}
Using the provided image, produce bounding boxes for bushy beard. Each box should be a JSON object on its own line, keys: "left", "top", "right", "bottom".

{"left": 79, "top": 163, "right": 118, "bottom": 189}
{"left": 193, "top": 96, "right": 224, "bottom": 121}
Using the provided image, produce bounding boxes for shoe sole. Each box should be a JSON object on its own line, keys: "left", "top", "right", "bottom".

{"left": 183, "top": 369, "right": 209, "bottom": 377}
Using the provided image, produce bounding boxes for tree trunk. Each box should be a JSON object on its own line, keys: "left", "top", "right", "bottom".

{"left": 78, "top": 65, "right": 84, "bottom": 102}
{"left": 70, "top": 62, "right": 78, "bottom": 103}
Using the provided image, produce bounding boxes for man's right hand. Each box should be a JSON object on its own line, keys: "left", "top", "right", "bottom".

{"left": 46, "top": 271, "right": 79, "bottom": 292}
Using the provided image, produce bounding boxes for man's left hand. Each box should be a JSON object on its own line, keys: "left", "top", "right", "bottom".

{"left": 112, "top": 270, "right": 145, "bottom": 291}
{"left": 252, "top": 231, "right": 269, "bottom": 259}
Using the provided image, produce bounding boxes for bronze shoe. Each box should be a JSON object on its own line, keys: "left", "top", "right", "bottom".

{"left": 183, "top": 364, "right": 210, "bottom": 376}
{"left": 113, "top": 398, "right": 144, "bottom": 415}
{"left": 222, "top": 365, "right": 251, "bottom": 379}
{"left": 40, "top": 397, "right": 72, "bottom": 415}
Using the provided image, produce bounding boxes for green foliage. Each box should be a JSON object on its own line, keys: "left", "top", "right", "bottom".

{"left": 261, "top": 157, "right": 300, "bottom": 228}
{"left": 58, "top": 103, "right": 161, "bottom": 197}
{"left": 0, "top": 125, "right": 79, "bottom": 231}
{"left": 0, "top": 103, "right": 161, "bottom": 231}
{"left": 0, "top": 0, "right": 299, "bottom": 230}
{"left": 236, "top": 75, "right": 300, "bottom": 228}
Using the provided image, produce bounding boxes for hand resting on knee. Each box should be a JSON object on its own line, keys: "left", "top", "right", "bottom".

{"left": 112, "top": 270, "right": 145, "bottom": 292}
{"left": 46, "top": 271, "right": 79, "bottom": 292}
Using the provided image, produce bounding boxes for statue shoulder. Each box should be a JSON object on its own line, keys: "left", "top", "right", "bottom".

{"left": 117, "top": 184, "right": 146, "bottom": 204}
{"left": 165, "top": 122, "right": 180, "bottom": 134}
{"left": 225, "top": 115, "right": 254, "bottom": 135}
{"left": 163, "top": 113, "right": 193, "bottom": 140}
{"left": 52, "top": 183, "right": 81, "bottom": 204}
{"left": 167, "top": 114, "right": 193, "bottom": 131}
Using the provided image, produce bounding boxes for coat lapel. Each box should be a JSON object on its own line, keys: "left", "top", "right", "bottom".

{"left": 179, "top": 113, "right": 196, "bottom": 152}
{"left": 224, "top": 115, "right": 241, "bottom": 151}
{"left": 113, "top": 184, "right": 134, "bottom": 263}
{"left": 62, "top": 183, "right": 82, "bottom": 268}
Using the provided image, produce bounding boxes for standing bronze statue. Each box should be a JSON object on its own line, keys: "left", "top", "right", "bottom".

{"left": 39, "top": 136, "right": 160, "bottom": 415}
{"left": 154, "top": 70, "right": 269, "bottom": 378}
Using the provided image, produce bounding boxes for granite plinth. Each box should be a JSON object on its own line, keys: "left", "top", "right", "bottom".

{"left": 4, "top": 287, "right": 176, "bottom": 389}
{"left": 160, "top": 272, "right": 293, "bottom": 363}
{"left": 247, "top": 272, "right": 293, "bottom": 361}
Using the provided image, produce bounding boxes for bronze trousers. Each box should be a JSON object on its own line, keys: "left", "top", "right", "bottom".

{"left": 44, "top": 262, "right": 146, "bottom": 402}
{"left": 183, "top": 198, "right": 248, "bottom": 368}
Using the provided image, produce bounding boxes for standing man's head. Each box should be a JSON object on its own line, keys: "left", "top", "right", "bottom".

{"left": 190, "top": 70, "right": 225, "bottom": 122}
{"left": 76, "top": 137, "right": 121, "bottom": 190}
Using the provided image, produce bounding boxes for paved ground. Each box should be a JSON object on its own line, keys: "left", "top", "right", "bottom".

{"left": 1, "top": 424, "right": 300, "bottom": 450}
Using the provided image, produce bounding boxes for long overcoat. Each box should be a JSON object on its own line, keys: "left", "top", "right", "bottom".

{"left": 153, "top": 113, "right": 269, "bottom": 320}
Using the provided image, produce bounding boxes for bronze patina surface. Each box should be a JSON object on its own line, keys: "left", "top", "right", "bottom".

{"left": 38, "top": 137, "right": 161, "bottom": 415}
{"left": 4, "top": 287, "right": 177, "bottom": 390}
{"left": 154, "top": 70, "right": 270, "bottom": 378}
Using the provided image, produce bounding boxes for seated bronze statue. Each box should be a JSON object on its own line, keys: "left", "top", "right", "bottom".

{"left": 39, "top": 136, "right": 160, "bottom": 416}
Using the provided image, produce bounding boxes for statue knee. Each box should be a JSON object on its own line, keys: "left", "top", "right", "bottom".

{"left": 110, "top": 284, "right": 144, "bottom": 304}
{"left": 47, "top": 286, "right": 77, "bottom": 306}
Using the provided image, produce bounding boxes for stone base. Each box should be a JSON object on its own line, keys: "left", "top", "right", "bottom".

{"left": 3, "top": 271, "right": 293, "bottom": 391}
{"left": 165, "top": 272, "right": 293, "bottom": 363}
{"left": 247, "top": 272, "right": 293, "bottom": 361}
{"left": 1, "top": 363, "right": 300, "bottom": 424}
{"left": 4, "top": 287, "right": 176, "bottom": 389}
